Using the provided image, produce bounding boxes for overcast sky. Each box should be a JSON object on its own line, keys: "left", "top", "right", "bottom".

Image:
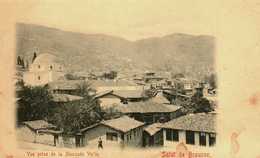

{"left": 16, "top": 0, "right": 218, "bottom": 41}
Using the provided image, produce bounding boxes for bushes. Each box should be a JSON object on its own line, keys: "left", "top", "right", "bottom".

{"left": 16, "top": 85, "right": 54, "bottom": 122}
{"left": 16, "top": 81, "right": 103, "bottom": 134}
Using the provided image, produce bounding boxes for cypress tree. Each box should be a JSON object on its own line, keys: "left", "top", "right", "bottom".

{"left": 32, "top": 52, "right": 37, "bottom": 63}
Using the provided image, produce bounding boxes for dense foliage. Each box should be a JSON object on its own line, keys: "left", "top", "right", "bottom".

{"left": 16, "top": 81, "right": 103, "bottom": 134}
{"left": 16, "top": 83, "right": 54, "bottom": 122}
{"left": 49, "top": 82, "right": 102, "bottom": 134}
{"left": 49, "top": 98, "right": 102, "bottom": 134}
{"left": 181, "top": 92, "right": 214, "bottom": 114}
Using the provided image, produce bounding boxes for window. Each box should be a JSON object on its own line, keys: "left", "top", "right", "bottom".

{"left": 121, "top": 99, "right": 128, "bottom": 104}
{"left": 166, "top": 129, "right": 179, "bottom": 141}
{"left": 186, "top": 131, "right": 195, "bottom": 145}
{"left": 38, "top": 65, "right": 40, "bottom": 69}
{"left": 106, "top": 132, "right": 118, "bottom": 141}
{"left": 38, "top": 76, "right": 41, "bottom": 80}
{"left": 155, "top": 115, "right": 161, "bottom": 123}
{"left": 50, "top": 65, "right": 53, "bottom": 70}
{"left": 166, "top": 129, "right": 172, "bottom": 140}
{"left": 209, "top": 133, "right": 216, "bottom": 146}
{"left": 121, "top": 134, "right": 124, "bottom": 141}
{"left": 144, "top": 115, "right": 154, "bottom": 124}
{"left": 172, "top": 130, "right": 179, "bottom": 141}
{"left": 199, "top": 132, "right": 206, "bottom": 146}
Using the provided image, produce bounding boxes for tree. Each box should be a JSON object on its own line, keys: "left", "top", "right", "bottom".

{"left": 64, "top": 73, "right": 76, "bottom": 80}
{"left": 32, "top": 52, "right": 37, "bottom": 63}
{"left": 25, "top": 60, "right": 29, "bottom": 69}
{"left": 48, "top": 81, "right": 103, "bottom": 134}
{"left": 173, "top": 73, "right": 185, "bottom": 79}
{"left": 16, "top": 85, "right": 54, "bottom": 122}
{"left": 50, "top": 98, "right": 102, "bottom": 134}
{"left": 102, "top": 71, "right": 118, "bottom": 80}
{"left": 17, "top": 56, "right": 22, "bottom": 65}
{"left": 74, "top": 81, "right": 94, "bottom": 98}
{"left": 101, "top": 104, "right": 122, "bottom": 120}
{"left": 181, "top": 91, "right": 214, "bottom": 114}
{"left": 20, "top": 58, "right": 25, "bottom": 68}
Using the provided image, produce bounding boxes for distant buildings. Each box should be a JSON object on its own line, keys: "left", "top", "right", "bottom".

{"left": 23, "top": 53, "right": 65, "bottom": 86}
{"left": 173, "top": 78, "right": 195, "bottom": 95}
{"left": 90, "top": 80, "right": 143, "bottom": 93}
{"left": 47, "top": 80, "right": 85, "bottom": 95}
{"left": 17, "top": 53, "right": 217, "bottom": 150}
{"left": 94, "top": 89, "right": 147, "bottom": 109}
{"left": 115, "top": 101, "right": 182, "bottom": 124}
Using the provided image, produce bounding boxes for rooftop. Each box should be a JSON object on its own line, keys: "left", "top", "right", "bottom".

{"left": 115, "top": 101, "right": 181, "bottom": 113}
{"left": 161, "top": 113, "right": 216, "bottom": 133}
{"left": 144, "top": 123, "right": 162, "bottom": 136}
{"left": 33, "top": 53, "right": 61, "bottom": 65}
{"left": 94, "top": 89, "right": 145, "bottom": 99}
{"left": 94, "top": 90, "right": 113, "bottom": 99}
{"left": 52, "top": 94, "right": 83, "bottom": 102}
{"left": 23, "top": 120, "right": 56, "bottom": 130}
{"left": 151, "top": 92, "right": 170, "bottom": 104}
{"left": 47, "top": 80, "right": 85, "bottom": 90}
{"left": 113, "top": 90, "right": 145, "bottom": 99}
{"left": 101, "top": 116, "right": 144, "bottom": 133}
{"left": 90, "top": 80, "right": 138, "bottom": 88}
{"left": 80, "top": 116, "right": 144, "bottom": 133}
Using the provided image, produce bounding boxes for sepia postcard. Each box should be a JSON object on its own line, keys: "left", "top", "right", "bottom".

{"left": 0, "top": 0, "right": 260, "bottom": 158}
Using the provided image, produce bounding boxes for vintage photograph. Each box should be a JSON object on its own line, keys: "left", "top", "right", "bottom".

{"left": 3, "top": 0, "right": 260, "bottom": 157}
{"left": 15, "top": 22, "right": 217, "bottom": 151}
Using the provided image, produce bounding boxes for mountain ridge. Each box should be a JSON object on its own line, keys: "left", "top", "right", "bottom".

{"left": 16, "top": 23, "right": 215, "bottom": 79}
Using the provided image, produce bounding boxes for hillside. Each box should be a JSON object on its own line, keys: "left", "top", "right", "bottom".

{"left": 16, "top": 23, "right": 215, "bottom": 78}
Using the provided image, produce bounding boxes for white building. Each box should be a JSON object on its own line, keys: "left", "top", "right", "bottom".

{"left": 23, "top": 53, "right": 65, "bottom": 86}
{"left": 80, "top": 116, "right": 145, "bottom": 148}
{"left": 161, "top": 113, "right": 216, "bottom": 148}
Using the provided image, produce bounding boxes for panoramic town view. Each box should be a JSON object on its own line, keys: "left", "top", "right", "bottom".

{"left": 15, "top": 23, "right": 217, "bottom": 150}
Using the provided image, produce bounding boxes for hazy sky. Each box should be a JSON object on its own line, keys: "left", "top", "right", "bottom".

{"left": 16, "top": 0, "right": 218, "bottom": 40}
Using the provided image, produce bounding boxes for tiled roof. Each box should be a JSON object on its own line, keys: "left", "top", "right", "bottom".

{"left": 80, "top": 116, "right": 144, "bottom": 133}
{"left": 116, "top": 101, "right": 181, "bottom": 113}
{"left": 161, "top": 113, "right": 216, "bottom": 133}
{"left": 94, "top": 90, "right": 113, "bottom": 99}
{"left": 151, "top": 92, "right": 170, "bottom": 104}
{"left": 101, "top": 116, "right": 144, "bottom": 133}
{"left": 113, "top": 90, "right": 145, "bottom": 99}
{"left": 48, "top": 80, "right": 85, "bottom": 90}
{"left": 52, "top": 94, "right": 83, "bottom": 102}
{"left": 93, "top": 90, "right": 145, "bottom": 99}
{"left": 23, "top": 120, "right": 56, "bottom": 130}
{"left": 144, "top": 123, "right": 162, "bottom": 136}
{"left": 90, "top": 80, "right": 138, "bottom": 88}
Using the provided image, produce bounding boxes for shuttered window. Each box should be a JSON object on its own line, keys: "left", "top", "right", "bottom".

{"left": 106, "top": 132, "right": 118, "bottom": 141}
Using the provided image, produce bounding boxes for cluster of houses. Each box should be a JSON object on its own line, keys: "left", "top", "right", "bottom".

{"left": 16, "top": 52, "right": 217, "bottom": 149}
